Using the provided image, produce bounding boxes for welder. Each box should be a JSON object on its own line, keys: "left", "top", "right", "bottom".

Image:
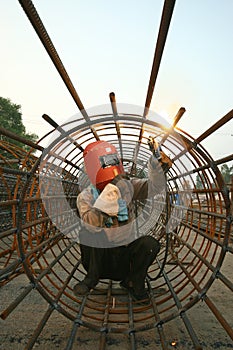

{"left": 73, "top": 139, "right": 172, "bottom": 303}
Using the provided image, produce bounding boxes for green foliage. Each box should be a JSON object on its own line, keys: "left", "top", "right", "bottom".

{"left": 0, "top": 97, "right": 38, "bottom": 152}
{"left": 195, "top": 173, "right": 206, "bottom": 189}
{"left": 195, "top": 164, "right": 233, "bottom": 189}
{"left": 220, "top": 163, "right": 233, "bottom": 184}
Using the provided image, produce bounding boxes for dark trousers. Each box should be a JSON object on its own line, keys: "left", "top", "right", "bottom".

{"left": 80, "top": 235, "right": 160, "bottom": 293}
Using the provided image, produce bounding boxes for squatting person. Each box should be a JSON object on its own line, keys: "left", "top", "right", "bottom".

{"left": 73, "top": 139, "right": 171, "bottom": 302}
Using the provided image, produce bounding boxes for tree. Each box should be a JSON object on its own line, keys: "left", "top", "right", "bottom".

{"left": 195, "top": 173, "right": 206, "bottom": 189}
{"left": 0, "top": 97, "right": 38, "bottom": 151}
{"left": 220, "top": 163, "right": 233, "bottom": 184}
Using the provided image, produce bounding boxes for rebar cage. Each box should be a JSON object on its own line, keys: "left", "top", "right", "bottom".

{"left": 0, "top": 110, "right": 232, "bottom": 349}
{"left": 0, "top": 0, "right": 233, "bottom": 349}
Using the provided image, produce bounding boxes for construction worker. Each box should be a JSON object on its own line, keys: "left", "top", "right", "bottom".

{"left": 73, "top": 139, "right": 171, "bottom": 303}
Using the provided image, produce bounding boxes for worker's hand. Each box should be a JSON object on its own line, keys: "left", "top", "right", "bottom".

{"left": 148, "top": 136, "right": 172, "bottom": 173}
{"left": 148, "top": 136, "right": 162, "bottom": 160}
{"left": 93, "top": 183, "right": 121, "bottom": 216}
{"left": 159, "top": 150, "right": 173, "bottom": 173}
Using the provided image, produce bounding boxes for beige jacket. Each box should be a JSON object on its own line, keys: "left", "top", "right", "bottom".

{"left": 76, "top": 157, "right": 166, "bottom": 245}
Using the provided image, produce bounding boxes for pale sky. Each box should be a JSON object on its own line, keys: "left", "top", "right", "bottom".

{"left": 0, "top": 0, "right": 232, "bottom": 161}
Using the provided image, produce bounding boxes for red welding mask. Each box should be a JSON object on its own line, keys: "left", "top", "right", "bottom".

{"left": 83, "top": 140, "right": 124, "bottom": 190}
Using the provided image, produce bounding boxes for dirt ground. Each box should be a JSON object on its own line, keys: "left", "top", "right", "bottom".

{"left": 0, "top": 255, "right": 232, "bottom": 350}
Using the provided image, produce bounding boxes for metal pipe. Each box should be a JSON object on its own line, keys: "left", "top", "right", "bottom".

{"left": 159, "top": 261, "right": 203, "bottom": 350}
{"left": 0, "top": 126, "right": 43, "bottom": 151}
{"left": 128, "top": 293, "right": 136, "bottom": 350}
{"left": 196, "top": 109, "right": 233, "bottom": 143}
{"left": 18, "top": 0, "right": 100, "bottom": 142}
{"left": 42, "top": 114, "right": 84, "bottom": 151}
{"left": 99, "top": 280, "right": 112, "bottom": 350}
{"left": 144, "top": 0, "right": 176, "bottom": 116}
{"left": 109, "top": 92, "right": 124, "bottom": 160}
{"left": 18, "top": 0, "right": 87, "bottom": 118}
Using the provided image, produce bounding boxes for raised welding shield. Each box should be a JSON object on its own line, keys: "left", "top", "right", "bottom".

{"left": 83, "top": 140, "right": 124, "bottom": 190}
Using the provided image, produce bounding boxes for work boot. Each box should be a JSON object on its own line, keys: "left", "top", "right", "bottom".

{"left": 73, "top": 281, "right": 90, "bottom": 296}
{"left": 119, "top": 279, "right": 132, "bottom": 291}
{"left": 130, "top": 289, "right": 151, "bottom": 305}
{"left": 73, "top": 276, "right": 99, "bottom": 296}
{"left": 120, "top": 280, "right": 150, "bottom": 305}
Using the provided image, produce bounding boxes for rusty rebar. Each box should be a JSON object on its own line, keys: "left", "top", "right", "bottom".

{"left": 0, "top": 0, "right": 232, "bottom": 348}
{"left": 1, "top": 110, "right": 232, "bottom": 348}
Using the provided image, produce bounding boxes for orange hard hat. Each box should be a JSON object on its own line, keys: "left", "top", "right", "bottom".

{"left": 83, "top": 140, "right": 124, "bottom": 190}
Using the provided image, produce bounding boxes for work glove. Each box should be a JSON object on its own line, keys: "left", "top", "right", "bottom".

{"left": 159, "top": 150, "right": 173, "bottom": 173}
{"left": 148, "top": 136, "right": 172, "bottom": 173}
{"left": 93, "top": 183, "right": 121, "bottom": 216}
